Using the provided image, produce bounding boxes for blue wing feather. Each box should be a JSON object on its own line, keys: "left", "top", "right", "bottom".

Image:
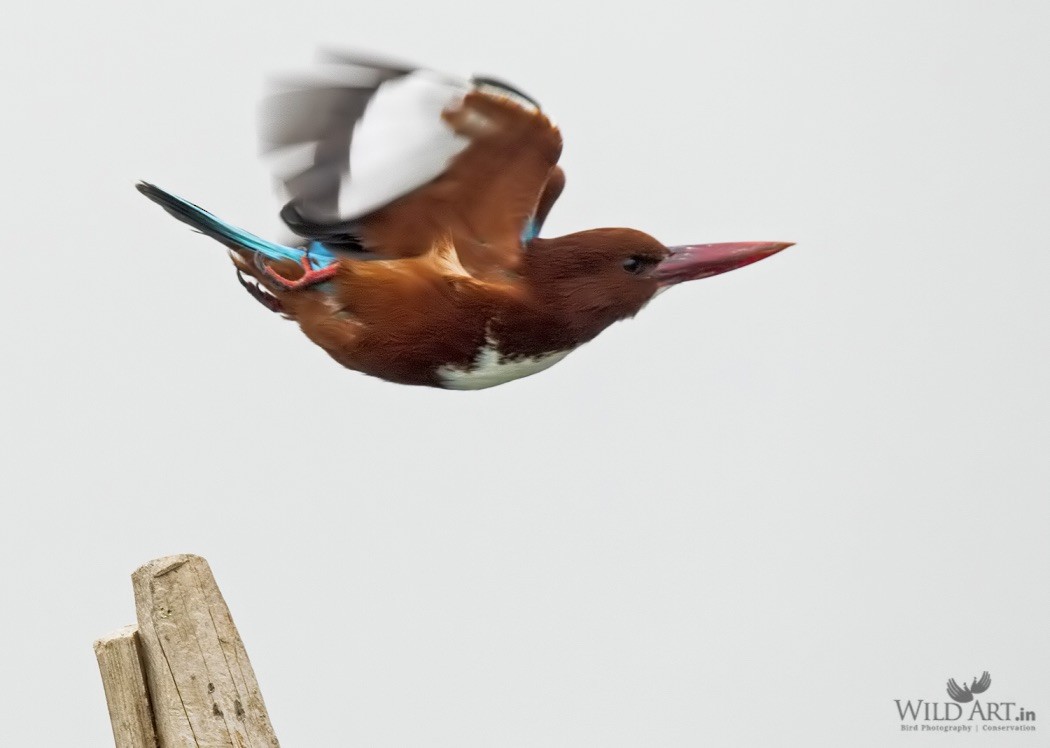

{"left": 521, "top": 217, "right": 539, "bottom": 245}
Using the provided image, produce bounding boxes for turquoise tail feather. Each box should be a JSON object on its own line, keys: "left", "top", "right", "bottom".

{"left": 136, "top": 182, "right": 336, "bottom": 270}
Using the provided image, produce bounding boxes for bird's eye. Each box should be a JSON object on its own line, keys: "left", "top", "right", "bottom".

{"left": 622, "top": 256, "right": 653, "bottom": 275}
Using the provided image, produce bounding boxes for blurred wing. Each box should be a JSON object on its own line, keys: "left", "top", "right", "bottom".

{"left": 261, "top": 51, "right": 439, "bottom": 225}
{"left": 971, "top": 671, "right": 991, "bottom": 694}
{"left": 946, "top": 679, "right": 972, "bottom": 703}
{"left": 260, "top": 51, "right": 563, "bottom": 273}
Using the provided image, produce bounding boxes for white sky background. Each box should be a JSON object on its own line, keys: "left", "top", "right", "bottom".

{"left": 2, "top": 1, "right": 1048, "bottom": 746}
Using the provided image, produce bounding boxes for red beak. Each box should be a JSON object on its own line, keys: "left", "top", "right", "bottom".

{"left": 653, "top": 242, "right": 792, "bottom": 286}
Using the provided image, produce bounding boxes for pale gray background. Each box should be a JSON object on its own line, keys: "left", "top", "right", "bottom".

{"left": 2, "top": 0, "right": 1048, "bottom": 745}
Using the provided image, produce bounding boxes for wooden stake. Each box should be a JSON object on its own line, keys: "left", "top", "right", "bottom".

{"left": 96, "top": 555, "right": 279, "bottom": 747}
{"left": 131, "top": 554, "right": 280, "bottom": 748}
{"left": 94, "top": 625, "right": 159, "bottom": 748}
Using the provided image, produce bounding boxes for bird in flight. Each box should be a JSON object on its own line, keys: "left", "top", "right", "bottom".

{"left": 139, "top": 50, "right": 790, "bottom": 389}
{"left": 946, "top": 671, "right": 991, "bottom": 703}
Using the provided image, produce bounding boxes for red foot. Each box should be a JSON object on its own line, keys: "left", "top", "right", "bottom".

{"left": 262, "top": 255, "right": 339, "bottom": 291}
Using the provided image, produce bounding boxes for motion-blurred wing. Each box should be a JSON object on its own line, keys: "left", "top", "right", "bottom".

{"left": 260, "top": 51, "right": 435, "bottom": 225}
{"left": 260, "top": 51, "right": 563, "bottom": 274}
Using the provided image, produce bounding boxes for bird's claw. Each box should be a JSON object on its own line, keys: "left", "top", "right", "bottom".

{"left": 236, "top": 269, "right": 284, "bottom": 314}
{"left": 260, "top": 254, "right": 339, "bottom": 291}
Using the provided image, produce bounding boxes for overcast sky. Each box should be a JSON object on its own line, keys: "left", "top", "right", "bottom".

{"left": 2, "top": 1, "right": 1048, "bottom": 746}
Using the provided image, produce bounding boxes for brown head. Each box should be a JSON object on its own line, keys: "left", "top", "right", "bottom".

{"left": 522, "top": 228, "right": 791, "bottom": 342}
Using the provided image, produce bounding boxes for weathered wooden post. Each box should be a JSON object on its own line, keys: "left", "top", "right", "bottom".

{"left": 94, "top": 554, "right": 280, "bottom": 747}
{"left": 94, "top": 626, "right": 158, "bottom": 748}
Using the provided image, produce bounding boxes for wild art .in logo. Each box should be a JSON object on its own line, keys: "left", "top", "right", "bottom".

{"left": 895, "top": 671, "right": 1037, "bottom": 734}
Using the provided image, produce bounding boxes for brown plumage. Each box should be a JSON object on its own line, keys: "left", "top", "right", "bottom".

{"left": 139, "top": 53, "right": 790, "bottom": 389}
{"left": 230, "top": 228, "right": 669, "bottom": 388}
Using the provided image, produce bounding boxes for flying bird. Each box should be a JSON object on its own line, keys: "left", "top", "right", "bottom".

{"left": 946, "top": 671, "right": 991, "bottom": 703}
{"left": 138, "top": 51, "right": 790, "bottom": 389}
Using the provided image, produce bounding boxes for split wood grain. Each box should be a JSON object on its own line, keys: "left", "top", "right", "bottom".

{"left": 94, "top": 625, "right": 159, "bottom": 748}
{"left": 132, "top": 554, "right": 280, "bottom": 748}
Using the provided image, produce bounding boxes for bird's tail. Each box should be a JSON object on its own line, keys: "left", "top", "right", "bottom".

{"left": 136, "top": 181, "right": 333, "bottom": 268}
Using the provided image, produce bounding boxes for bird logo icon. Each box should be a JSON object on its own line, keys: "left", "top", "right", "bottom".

{"left": 946, "top": 671, "right": 991, "bottom": 703}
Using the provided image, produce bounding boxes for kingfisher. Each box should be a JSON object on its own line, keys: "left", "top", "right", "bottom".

{"left": 139, "top": 50, "right": 790, "bottom": 389}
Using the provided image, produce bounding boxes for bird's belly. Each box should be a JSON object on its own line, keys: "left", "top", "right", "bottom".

{"left": 436, "top": 342, "right": 572, "bottom": 390}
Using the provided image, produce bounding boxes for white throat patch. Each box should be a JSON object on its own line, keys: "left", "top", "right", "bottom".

{"left": 437, "top": 337, "right": 572, "bottom": 390}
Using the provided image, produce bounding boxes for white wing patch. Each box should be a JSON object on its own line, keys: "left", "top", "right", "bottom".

{"left": 339, "top": 71, "right": 471, "bottom": 220}
{"left": 437, "top": 337, "right": 572, "bottom": 390}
